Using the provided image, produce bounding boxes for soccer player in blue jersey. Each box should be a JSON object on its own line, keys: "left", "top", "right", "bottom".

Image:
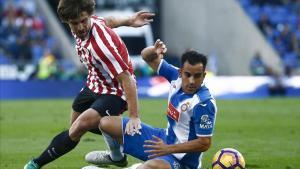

{"left": 85, "top": 39, "right": 217, "bottom": 169}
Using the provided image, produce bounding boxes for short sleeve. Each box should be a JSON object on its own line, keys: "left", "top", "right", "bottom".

{"left": 157, "top": 60, "right": 179, "bottom": 82}
{"left": 193, "top": 99, "right": 217, "bottom": 137}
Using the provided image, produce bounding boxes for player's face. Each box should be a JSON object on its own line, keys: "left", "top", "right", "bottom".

{"left": 67, "top": 11, "right": 91, "bottom": 40}
{"left": 180, "top": 61, "right": 206, "bottom": 94}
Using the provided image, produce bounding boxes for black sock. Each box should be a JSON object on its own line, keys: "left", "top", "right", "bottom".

{"left": 33, "top": 130, "right": 79, "bottom": 167}
{"left": 89, "top": 128, "right": 102, "bottom": 135}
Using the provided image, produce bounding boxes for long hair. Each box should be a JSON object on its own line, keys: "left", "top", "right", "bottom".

{"left": 57, "top": 0, "right": 95, "bottom": 22}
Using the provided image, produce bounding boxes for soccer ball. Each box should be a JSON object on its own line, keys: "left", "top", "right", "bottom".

{"left": 212, "top": 148, "right": 245, "bottom": 169}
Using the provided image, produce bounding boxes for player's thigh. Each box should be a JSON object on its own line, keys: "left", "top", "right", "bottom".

{"left": 141, "top": 159, "right": 171, "bottom": 169}
{"left": 99, "top": 116, "right": 122, "bottom": 139}
{"left": 70, "top": 108, "right": 101, "bottom": 135}
{"left": 71, "top": 87, "right": 96, "bottom": 125}
{"left": 91, "top": 94, "right": 127, "bottom": 117}
{"left": 122, "top": 118, "right": 166, "bottom": 161}
{"left": 70, "top": 110, "right": 80, "bottom": 125}
{"left": 72, "top": 87, "right": 96, "bottom": 116}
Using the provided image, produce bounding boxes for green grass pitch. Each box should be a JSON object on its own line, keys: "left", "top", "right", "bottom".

{"left": 1, "top": 98, "right": 300, "bottom": 169}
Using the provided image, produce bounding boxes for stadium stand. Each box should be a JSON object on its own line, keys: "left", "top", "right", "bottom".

{"left": 239, "top": 0, "right": 300, "bottom": 76}
{"left": 0, "top": 0, "right": 62, "bottom": 80}
{"left": 0, "top": 0, "right": 161, "bottom": 80}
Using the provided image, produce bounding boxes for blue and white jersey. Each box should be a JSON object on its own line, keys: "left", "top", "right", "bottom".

{"left": 157, "top": 59, "right": 217, "bottom": 169}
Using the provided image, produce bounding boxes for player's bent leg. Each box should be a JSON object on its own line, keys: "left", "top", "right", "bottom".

{"left": 71, "top": 109, "right": 102, "bottom": 135}
{"left": 99, "top": 116, "right": 125, "bottom": 162}
{"left": 85, "top": 118, "right": 169, "bottom": 168}
{"left": 85, "top": 116, "right": 127, "bottom": 167}
{"left": 69, "top": 108, "right": 102, "bottom": 141}
{"left": 140, "top": 159, "right": 171, "bottom": 169}
{"left": 70, "top": 109, "right": 80, "bottom": 125}
{"left": 71, "top": 86, "right": 103, "bottom": 135}
{"left": 99, "top": 116, "right": 123, "bottom": 141}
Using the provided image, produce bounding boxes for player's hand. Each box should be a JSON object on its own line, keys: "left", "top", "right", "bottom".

{"left": 129, "top": 11, "right": 155, "bottom": 27}
{"left": 154, "top": 39, "right": 167, "bottom": 59}
{"left": 143, "top": 135, "right": 170, "bottom": 158}
{"left": 125, "top": 117, "right": 142, "bottom": 136}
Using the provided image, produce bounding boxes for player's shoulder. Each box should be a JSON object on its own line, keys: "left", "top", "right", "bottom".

{"left": 160, "top": 59, "right": 179, "bottom": 71}
{"left": 90, "top": 15, "right": 106, "bottom": 28}
{"left": 195, "top": 85, "right": 213, "bottom": 102}
{"left": 91, "top": 15, "right": 105, "bottom": 22}
{"left": 192, "top": 98, "right": 216, "bottom": 118}
{"left": 191, "top": 86, "right": 216, "bottom": 110}
{"left": 158, "top": 60, "right": 179, "bottom": 82}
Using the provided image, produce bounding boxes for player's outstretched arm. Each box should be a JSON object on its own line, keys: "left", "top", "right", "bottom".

{"left": 105, "top": 11, "right": 155, "bottom": 28}
{"left": 141, "top": 39, "right": 167, "bottom": 72}
{"left": 116, "top": 70, "right": 141, "bottom": 136}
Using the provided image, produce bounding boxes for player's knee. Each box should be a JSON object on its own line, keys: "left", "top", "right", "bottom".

{"left": 69, "top": 119, "right": 90, "bottom": 140}
{"left": 99, "top": 116, "right": 112, "bottom": 133}
{"left": 141, "top": 160, "right": 171, "bottom": 169}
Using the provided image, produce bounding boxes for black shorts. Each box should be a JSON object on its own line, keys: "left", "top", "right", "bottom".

{"left": 72, "top": 86, "right": 127, "bottom": 117}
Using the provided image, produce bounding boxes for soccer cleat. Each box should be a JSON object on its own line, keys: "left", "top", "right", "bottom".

{"left": 85, "top": 151, "right": 128, "bottom": 167}
{"left": 24, "top": 160, "right": 40, "bottom": 169}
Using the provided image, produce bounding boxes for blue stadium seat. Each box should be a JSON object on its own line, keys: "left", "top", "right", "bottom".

{"left": 239, "top": 0, "right": 300, "bottom": 75}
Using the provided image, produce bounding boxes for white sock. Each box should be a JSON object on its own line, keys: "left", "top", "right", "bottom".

{"left": 102, "top": 131, "right": 124, "bottom": 161}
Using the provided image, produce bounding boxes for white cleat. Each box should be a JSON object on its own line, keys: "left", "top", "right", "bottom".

{"left": 85, "top": 151, "right": 128, "bottom": 167}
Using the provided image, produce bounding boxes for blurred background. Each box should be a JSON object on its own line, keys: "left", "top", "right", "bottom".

{"left": 0, "top": 0, "right": 300, "bottom": 99}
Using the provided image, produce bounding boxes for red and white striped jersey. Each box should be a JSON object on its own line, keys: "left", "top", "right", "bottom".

{"left": 74, "top": 15, "right": 135, "bottom": 100}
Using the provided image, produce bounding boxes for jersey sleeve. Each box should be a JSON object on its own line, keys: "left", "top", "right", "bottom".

{"left": 157, "top": 60, "right": 179, "bottom": 82}
{"left": 90, "top": 21, "right": 129, "bottom": 79}
{"left": 193, "top": 99, "right": 217, "bottom": 137}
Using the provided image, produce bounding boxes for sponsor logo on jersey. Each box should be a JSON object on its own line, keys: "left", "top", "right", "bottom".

{"left": 173, "top": 161, "right": 181, "bottom": 169}
{"left": 200, "top": 115, "right": 213, "bottom": 129}
{"left": 167, "top": 102, "right": 180, "bottom": 122}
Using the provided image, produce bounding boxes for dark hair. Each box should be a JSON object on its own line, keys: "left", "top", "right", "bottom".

{"left": 181, "top": 50, "right": 208, "bottom": 69}
{"left": 57, "top": 0, "right": 95, "bottom": 22}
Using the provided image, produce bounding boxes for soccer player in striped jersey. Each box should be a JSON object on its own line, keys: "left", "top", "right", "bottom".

{"left": 24, "top": 0, "right": 154, "bottom": 169}
{"left": 85, "top": 40, "right": 217, "bottom": 169}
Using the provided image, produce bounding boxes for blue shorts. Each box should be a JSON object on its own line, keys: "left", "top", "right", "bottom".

{"left": 122, "top": 118, "right": 186, "bottom": 169}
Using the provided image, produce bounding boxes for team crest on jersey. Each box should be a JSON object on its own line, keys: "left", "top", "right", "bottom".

{"left": 200, "top": 115, "right": 213, "bottom": 129}
{"left": 167, "top": 103, "right": 180, "bottom": 122}
{"left": 180, "top": 102, "right": 190, "bottom": 112}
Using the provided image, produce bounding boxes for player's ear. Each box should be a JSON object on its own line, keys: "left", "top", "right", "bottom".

{"left": 179, "top": 68, "right": 182, "bottom": 77}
